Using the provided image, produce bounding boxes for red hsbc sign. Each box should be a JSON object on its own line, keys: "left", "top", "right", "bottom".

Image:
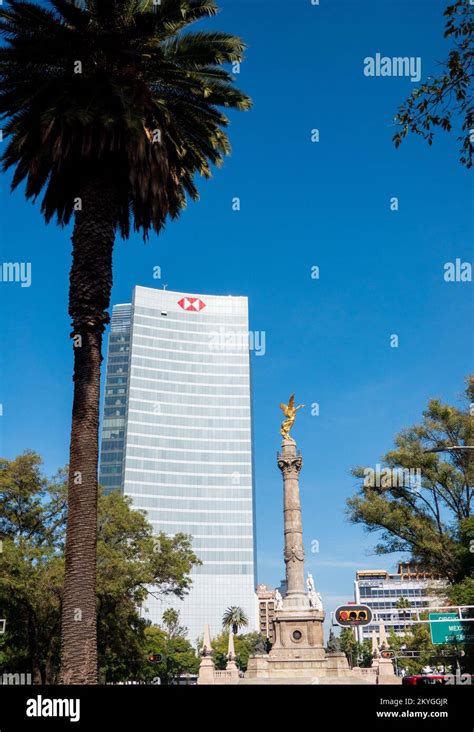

{"left": 177, "top": 297, "right": 206, "bottom": 312}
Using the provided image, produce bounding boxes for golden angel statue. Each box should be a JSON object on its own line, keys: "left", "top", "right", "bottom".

{"left": 279, "top": 393, "right": 305, "bottom": 440}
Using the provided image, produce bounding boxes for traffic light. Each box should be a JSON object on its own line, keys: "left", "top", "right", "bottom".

{"left": 147, "top": 653, "right": 163, "bottom": 664}
{"left": 334, "top": 604, "right": 372, "bottom": 626}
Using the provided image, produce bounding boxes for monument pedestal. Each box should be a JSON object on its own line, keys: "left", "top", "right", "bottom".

{"left": 270, "top": 609, "right": 325, "bottom": 660}
{"left": 376, "top": 657, "right": 400, "bottom": 684}
{"left": 262, "top": 608, "right": 327, "bottom": 677}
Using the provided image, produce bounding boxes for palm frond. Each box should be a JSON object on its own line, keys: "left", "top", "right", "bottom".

{"left": 0, "top": 0, "right": 251, "bottom": 238}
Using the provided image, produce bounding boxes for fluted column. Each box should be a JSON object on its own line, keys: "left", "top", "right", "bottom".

{"left": 277, "top": 439, "right": 308, "bottom": 608}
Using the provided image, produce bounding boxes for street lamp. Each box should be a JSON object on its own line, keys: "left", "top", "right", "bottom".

{"left": 423, "top": 446, "right": 474, "bottom": 453}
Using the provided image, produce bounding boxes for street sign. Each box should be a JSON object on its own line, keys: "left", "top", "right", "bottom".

{"left": 429, "top": 613, "right": 474, "bottom": 645}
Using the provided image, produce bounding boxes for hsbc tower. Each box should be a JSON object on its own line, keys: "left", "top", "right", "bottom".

{"left": 99, "top": 286, "right": 257, "bottom": 642}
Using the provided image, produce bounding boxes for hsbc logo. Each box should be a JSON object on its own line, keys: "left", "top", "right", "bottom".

{"left": 177, "top": 297, "right": 206, "bottom": 312}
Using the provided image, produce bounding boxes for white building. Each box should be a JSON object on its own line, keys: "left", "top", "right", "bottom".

{"left": 353, "top": 564, "right": 448, "bottom": 643}
{"left": 99, "top": 286, "right": 258, "bottom": 643}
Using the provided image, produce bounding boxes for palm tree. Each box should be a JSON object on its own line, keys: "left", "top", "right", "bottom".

{"left": 395, "top": 596, "right": 412, "bottom": 621}
{"left": 0, "top": 0, "right": 250, "bottom": 684}
{"left": 222, "top": 606, "right": 248, "bottom": 635}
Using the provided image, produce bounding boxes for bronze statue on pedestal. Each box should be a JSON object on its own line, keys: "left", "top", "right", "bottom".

{"left": 279, "top": 393, "right": 305, "bottom": 441}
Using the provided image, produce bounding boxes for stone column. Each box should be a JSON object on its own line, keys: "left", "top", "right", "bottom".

{"left": 277, "top": 439, "right": 308, "bottom": 609}
{"left": 249, "top": 434, "right": 328, "bottom": 677}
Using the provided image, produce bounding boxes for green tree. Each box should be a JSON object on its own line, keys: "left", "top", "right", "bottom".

{"left": 395, "top": 596, "right": 412, "bottom": 622}
{"left": 347, "top": 377, "right": 473, "bottom": 583}
{"left": 0, "top": 0, "right": 250, "bottom": 683}
{"left": 209, "top": 630, "right": 265, "bottom": 672}
{"left": 96, "top": 490, "right": 200, "bottom": 682}
{"left": 339, "top": 628, "right": 358, "bottom": 668}
{"left": 393, "top": 0, "right": 473, "bottom": 167}
{"left": 395, "top": 597, "right": 411, "bottom": 609}
{"left": 338, "top": 629, "right": 372, "bottom": 669}
{"left": 222, "top": 606, "right": 249, "bottom": 635}
{"left": 0, "top": 452, "right": 200, "bottom": 683}
{"left": 358, "top": 639, "right": 373, "bottom": 669}
{"left": 451, "top": 515, "right": 474, "bottom": 597}
{"left": 162, "top": 608, "right": 188, "bottom": 638}
{"left": 0, "top": 453, "right": 66, "bottom": 683}
{"left": 449, "top": 575, "right": 474, "bottom": 606}
{"left": 141, "top": 617, "right": 199, "bottom": 685}
{"left": 388, "top": 621, "right": 456, "bottom": 676}
{"left": 447, "top": 563, "right": 474, "bottom": 674}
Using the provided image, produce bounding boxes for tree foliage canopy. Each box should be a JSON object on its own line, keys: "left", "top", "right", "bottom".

{"left": 0, "top": 0, "right": 251, "bottom": 237}
{"left": 222, "top": 605, "right": 249, "bottom": 635}
{"left": 338, "top": 628, "right": 373, "bottom": 669}
{"left": 0, "top": 451, "right": 200, "bottom": 682}
{"left": 140, "top": 618, "right": 199, "bottom": 685}
{"left": 347, "top": 377, "right": 473, "bottom": 584}
{"left": 209, "top": 630, "right": 266, "bottom": 672}
{"left": 393, "top": 0, "right": 473, "bottom": 166}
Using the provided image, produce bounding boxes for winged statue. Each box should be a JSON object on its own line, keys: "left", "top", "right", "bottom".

{"left": 279, "top": 393, "right": 305, "bottom": 441}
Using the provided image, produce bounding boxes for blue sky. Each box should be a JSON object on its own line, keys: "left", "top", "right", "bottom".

{"left": 0, "top": 0, "right": 472, "bottom": 623}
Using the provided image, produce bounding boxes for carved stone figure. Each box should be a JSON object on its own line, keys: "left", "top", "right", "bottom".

{"left": 306, "top": 573, "right": 323, "bottom": 611}
{"left": 327, "top": 630, "right": 341, "bottom": 653}
{"left": 275, "top": 589, "right": 283, "bottom": 610}
{"left": 253, "top": 635, "right": 268, "bottom": 654}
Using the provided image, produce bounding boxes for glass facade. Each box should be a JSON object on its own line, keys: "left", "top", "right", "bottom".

{"left": 99, "top": 303, "right": 132, "bottom": 493}
{"left": 99, "top": 287, "right": 257, "bottom": 642}
{"left": 353, "top": 573, "right": 447, "bottom": 642}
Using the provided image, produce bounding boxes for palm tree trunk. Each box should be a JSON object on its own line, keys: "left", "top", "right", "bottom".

{"left": 60, "top": 177, "right": 116, "bottom": 684}
{"left": 28, "top": 613, "right": 42, "bottom": 684}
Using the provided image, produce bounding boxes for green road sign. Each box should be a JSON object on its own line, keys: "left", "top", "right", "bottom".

{"left": 429, "top": 613, "right": 474, "bottom": 645}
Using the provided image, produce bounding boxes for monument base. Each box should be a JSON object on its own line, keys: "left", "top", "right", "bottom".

{"left": 375, "top": 657, "right": 401, "bottom": 684}
{"left": 245, "top": 607, "right": 358, "bottom": 681}
{"left": 244, "top": 655, "right": 371, "bottom": 682}
{"left": 245, "top": 650, "right": 401, "bottom": 684}
{"left": 244, "top": 653, "right": 388, "bottom": 684}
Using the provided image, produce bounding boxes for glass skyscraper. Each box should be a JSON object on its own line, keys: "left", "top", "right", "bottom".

{"left": 99, "top": 286, "right": 257, "bottom": 642}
